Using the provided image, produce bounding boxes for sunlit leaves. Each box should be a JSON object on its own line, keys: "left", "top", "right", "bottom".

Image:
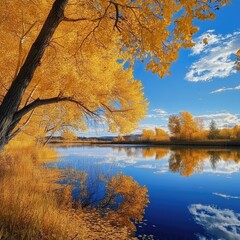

{"left": 168, "top": 112, "right": 206, "bottom": 140}
{"left": 0, "top": 0, "right": 228, "bottom": 141}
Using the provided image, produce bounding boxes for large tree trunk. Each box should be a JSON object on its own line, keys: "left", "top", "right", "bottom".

{"left": 0, "top": 0, "right": 68, "bottom": 149}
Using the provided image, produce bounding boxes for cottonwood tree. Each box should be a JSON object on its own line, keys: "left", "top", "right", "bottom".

{"left": 142, "top": 129, "right": 155, "bottom": 140}
{"left": 0, "top": 0, "right": 228, "bottom": 148}
{"left": 155, "top": 127, "right": 169, "bottom": 140}
{"left": 168, "top": 112, "right": 205, "bottom": 140}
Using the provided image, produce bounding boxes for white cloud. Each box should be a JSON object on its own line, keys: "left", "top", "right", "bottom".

{"left": 132, "top": 108, "right": 172, "bottom": 134}
{"left": 210, "top": 85, "right": 240, "bottom": 94}
{"left": 191, "top": 30, "right": 221, "bottom": 55}
{"left": 189, "top": 204, "right": 240, "bottom": 240}
{"left": 197, "top": 112, "right": 240, "bottom": 129}
{"left": 146, "top": 108, "right": 170, "bottom": 119}
{"left": 186, "top": 30, "right": 240, "bottom": 82}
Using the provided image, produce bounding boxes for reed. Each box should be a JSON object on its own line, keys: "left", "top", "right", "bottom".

{"left": 0, "top": 139, "right": 133, "bottom": 239}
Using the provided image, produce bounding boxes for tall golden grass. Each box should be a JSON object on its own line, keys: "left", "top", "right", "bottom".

{"left": 0, "top": 139, "right": 135, "bottom": 239}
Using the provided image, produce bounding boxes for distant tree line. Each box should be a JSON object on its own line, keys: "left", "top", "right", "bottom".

{"left": 141, "top": 111, "right": 240, "bottom": 141}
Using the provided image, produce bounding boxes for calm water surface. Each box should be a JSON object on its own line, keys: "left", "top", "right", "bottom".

{"left": 54, "top": 145, "right": 240, "bottom": 240}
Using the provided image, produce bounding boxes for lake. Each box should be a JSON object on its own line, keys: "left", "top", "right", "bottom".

{"left": 53, "top": 145, "right": 240, "bottom": 240}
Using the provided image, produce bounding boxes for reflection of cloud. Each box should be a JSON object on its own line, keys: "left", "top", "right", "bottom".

{"left": 186, "top": 30, "right": 240, "bottom": 82}
{"left": 210, "top": 85, "right": 240, "bottom": 94}
{"left": 154, "top": 169, "right": 168, "bottom": 174}
{"left": 213, "top": 192, "right": 240, "bottom": 200}
{"left": 196, "top": 235, "right": 212, "bottom": 240}
{"left": 57, "top": 147, "right": 240, "bottom": 176}
{"left": 189, "top": 204, "right": 240, "bottom": 240}
{"left": 136, "top": 164, "right": 157, "bottom": 169}
{"left": 203, "top": 159, "right": 240, "bottom": 174}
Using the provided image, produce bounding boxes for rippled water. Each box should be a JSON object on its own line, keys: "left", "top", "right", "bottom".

{"left": 54, "top": 145, "right": 240, "bottom": 240}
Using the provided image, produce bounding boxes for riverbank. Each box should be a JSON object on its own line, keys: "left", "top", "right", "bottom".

{"left": 0, "top": 141, "right": 136, "bottom": 239}
{"left": 48, "top": 139, "right": 240, "bottom": 147}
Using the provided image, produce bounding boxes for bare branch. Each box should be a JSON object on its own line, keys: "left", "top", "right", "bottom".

{"left": 111, "top": 2, "right": 121, "bottom": 32}
{"left": 24, "top": 84, "right": 38, "bottom": 106}
{"left": 101, "top": 103, "right": 133, "bottom": 113}
{"left": 14, "top": 21, "right": 38, "bottom": 79}
{"left": 9, "top": 110, "right": 34, "bottom": 140}
{"left": 63, "top": 16, "right": 103, "bottom": 22}
{"left": 109, "top": 1, "right": 139, "bottom": 9}
{"left": 76, "top": 2, "right": 111, "bottom": 51}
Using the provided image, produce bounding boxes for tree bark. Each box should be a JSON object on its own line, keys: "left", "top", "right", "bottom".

{"left": 0, "top": 0, "right": 68, "bottom": 149}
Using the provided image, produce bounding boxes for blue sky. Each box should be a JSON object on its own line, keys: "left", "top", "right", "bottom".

{"left": 84, "top": 0, "right": 240, "bottom": 136}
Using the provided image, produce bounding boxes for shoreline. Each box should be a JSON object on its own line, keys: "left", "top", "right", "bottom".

{"left": 48, "top": 139, "right": 240, "bottom": 148}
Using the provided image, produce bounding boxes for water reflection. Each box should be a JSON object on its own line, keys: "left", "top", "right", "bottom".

{"left": 56, "top": 145, "right": 240, "bottom": 239}
{"left": 111, "top": 146, "right": 240, "bottom": 176}
{"left": 59, "top": 168, "right": 149, "bottom": 231}
{"left": 189, "top": 204, "right": 240, "bottom": 240}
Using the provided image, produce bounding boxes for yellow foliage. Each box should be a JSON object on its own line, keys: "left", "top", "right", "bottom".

{"left": 155, "top": 127, "right": 169, "bottom": 141}
{"left": 0, "top": 0, "right": 228, "bottom": 144}
{"left": 169, "top": 112, "right": 206, "bottom": 140}
{"left": 104, "top": 173, "right": 149, "bottom": 230}
{"left": 142, "top": 129, "right": 155, "bottom": 140}
{"left": 0, "top": 144, "right": 140, "bottom": 239}
{"left": 142, "top": 147, "right": 169, "bottom": 159}
{"left": 61, "top": 130, "right": 78, "bottom": 141}
{"left": 169, "top": 148, "right": 240, "bottom": 176}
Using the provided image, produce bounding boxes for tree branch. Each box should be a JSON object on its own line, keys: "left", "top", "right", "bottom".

{"left": 101, "top": 103, "right": 133, "bottom": 113}
{"left": 0, "top": 0, "right": 68, "bottom": 136}
{"left": 111, "top": 2, "right": 121, "bottom": 32}
{"left": 13, "top": 95, "right": 99, "bottom": 125}
{"left": 8, "top": 110, "right": 35, "bottom": 141}
{"left": 63, "top": 16, "right": 102, "bottom": 22}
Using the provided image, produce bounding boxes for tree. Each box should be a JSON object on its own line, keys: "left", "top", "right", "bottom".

{"left": 179, "top": 112, "right": 199, "bottom": 140}
{"left": 0, "top": 1, "right": 228, "bottom": 148}
{"left": 61, "top": 129, "right": 78, "bottom": 141}
{"left": 142, "top": 129, "right": 155, "bottom": 141}
{"left": 208, "top": 120, "right": 220, "bottom": 139}
{"left": 168, "top": 112, "right": 204, "bottom": 140}
{"left": 230, "top": 125, "right": 240, "bottom": 140}
{"left": 219, "top": 128, "right": 231, "bottom": 139}
{"left": 155, "top": 127, "right": 169, "bottom": 140}
{"left": 168, "top": 115, "right": 181, "bottom": 138}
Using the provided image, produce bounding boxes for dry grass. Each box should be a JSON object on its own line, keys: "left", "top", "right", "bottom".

{"left": 0, "top": 139, "right": 135, "bottom": 240}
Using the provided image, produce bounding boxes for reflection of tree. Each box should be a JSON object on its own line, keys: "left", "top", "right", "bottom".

{"left": 155, "top": 148, "right": 169, "bottom": 159}
{"left": 169, "top": 149, "right": 206, "bottom": 176}
{"left": 168, "top": 152, "right": 182, "bottom": 173}
{"left": 113, "top": 146, "right": 170, "bottom": 160}
{"left": 168, "top": 148, "right": 240, "bottom": 176}
{"left": 208, "top": 151, "right": 221, "bottom": 169}
{"left": 101, "top": 174, "right": 149, "bottom": 230}
{"left": 113, "top": 146, "right": 142, "bottom": 158}
{"left": 61, "top": 169, "right": 149, "bottom": 231}
{"left": 142, "top": 147, "right": 169, "bottom": 160}
{"left": 220, "top": 150, "right": 240, "bottom": 163}
{"left": 142, "top": 148, "right": 156, "bottom": 158}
